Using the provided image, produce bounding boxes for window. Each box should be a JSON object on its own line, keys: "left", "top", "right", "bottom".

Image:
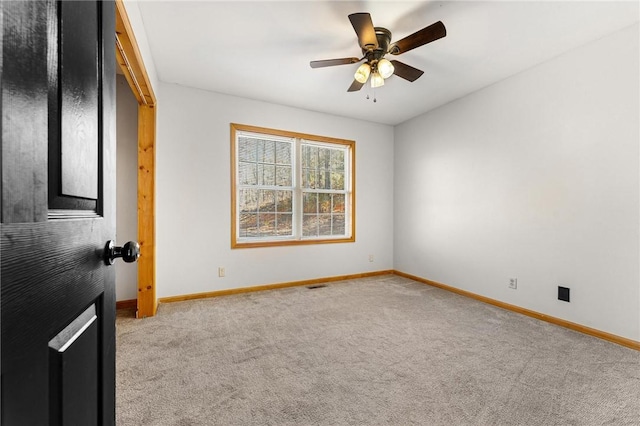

{"left": 231, "top": 123, "right": 355, "bottom": 248}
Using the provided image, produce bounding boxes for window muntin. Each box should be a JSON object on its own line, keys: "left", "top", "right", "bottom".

{"left": 231, "top": 124, "right": 355, "bottom": 248}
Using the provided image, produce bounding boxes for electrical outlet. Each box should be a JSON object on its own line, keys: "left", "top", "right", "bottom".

{"left": 509, "top": 278, "right": 517, "bottom": 289}
{"left": 558, "top": 286, "right": 570, "bottom": 302}
{"left": 368, "top": 254, "right": 374, "bottom": 262}
{"left": 218, "top": 267, "right": 225, "bottom": 278}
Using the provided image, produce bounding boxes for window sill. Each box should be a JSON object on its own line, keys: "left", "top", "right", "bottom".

{"left": 232, "top": 236, "right": 355, "bottom": 249}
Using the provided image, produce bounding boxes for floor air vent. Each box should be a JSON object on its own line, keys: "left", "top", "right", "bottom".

{"left": 306, "top": 284, "right": 327, "bottom": 289}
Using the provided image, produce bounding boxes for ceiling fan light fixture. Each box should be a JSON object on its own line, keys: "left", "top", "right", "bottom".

{"left": 371, "top": 71, "right": 384, "bottom": 88}
{"left": 378, "top": 58, "right": 394, "bottom": 79}
{"left": 310, "top": 13, "right": 446, "bottom": 93}
{"left": 354, "top": 63, "right": 371, "bottom": 83}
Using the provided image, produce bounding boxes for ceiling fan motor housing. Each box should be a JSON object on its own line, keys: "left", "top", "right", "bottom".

{"left": 364, "top": 27, "right": 392, "bottom": 66}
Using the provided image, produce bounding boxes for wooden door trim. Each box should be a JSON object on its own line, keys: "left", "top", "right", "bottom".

{"left": 115, "top": 0, "right": 157, "bottom": 317}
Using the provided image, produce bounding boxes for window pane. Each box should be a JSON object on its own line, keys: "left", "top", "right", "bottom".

{"left": 318, "top": 214, "right": 332, "bottom": 236}
{"left": 302, "top": 144, "right": 345, "bottom": 190}
{"left": 258, "top": 164, "right": 276, "bottom": 186}
{"left": 318, "top": 148, "right": 330, "bottom": 171}
{"left": 239, "top": 213, "right": 258, "bottom": 237}
{"left": 276, "top": 190, "right": 292, "bottom": 213}
{"left": 275, "top": 141, "right": 291, "bottom": 165}
{"left": 276, "top": 166, "right": 292, "bottom": 186}
{"left": 276, "top": 213, "right": 292, "bottom": 236}
{"left": 318, "top": 193, "right": 331, "bottom": 213}
{"left": 330, "top": 171, "right": 344, "bottom": 190}
{"left": 302, "top": 145, "right": 318, "bottom": 169}
{"left": 331, "top": 149, "right": 344, "bottom": 171}
{"left": 258, "top": 213, "right": 276, "bottom": 236}
{"left": 238, "top": 137, "right": 257, "bottom": 162}
{"left": 303, "top": 193, "right": 317, "bottom": 214}
{"left": 302, "top": 214, "right": 318, "bottom": 236}
{"left": 332, "top": 214, "right": 345, "bottom": 235}
{"left": 258, "top": 139, "right": 275, "bottom": 163}
{"left": 238, "top": 162, "right": 257, "bottom": 185}
{"left": 239, "top": 189, "right": 258, "bottom": 212}
{"left": 302, "top": 169, "right": 318, "bottom": 189}
{"left": 258, "top": 190, "right": 275, "bottom": 212}
{"left": 318, "top": 169, "right": 331, "bottom": 189}
{"left": 332, "top": 194, "right": 345, "bottom": 213}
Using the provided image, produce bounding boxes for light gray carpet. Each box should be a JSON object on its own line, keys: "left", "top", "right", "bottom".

{"left": 116, "top": 274, "right": 640, "bottom": 425}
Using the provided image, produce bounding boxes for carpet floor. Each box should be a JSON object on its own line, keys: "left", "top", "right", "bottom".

{"left": 116, "top": 274, "right": 640, "bottom": 425}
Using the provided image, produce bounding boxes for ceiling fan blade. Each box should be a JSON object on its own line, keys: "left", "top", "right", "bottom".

{"left": 390, "top": 60, "right": 424, "bottom": 82}
{"left": 389, "top": 21, "right": 446, "bottom": 55}
{"left": 348, "top": 13, "right": 379, "bottom": 50}
{"left": 310, "top": 57, "right": 361, "bottom": 68}
{"left": 347, "top": 79, "right": 364, "bottom": 92}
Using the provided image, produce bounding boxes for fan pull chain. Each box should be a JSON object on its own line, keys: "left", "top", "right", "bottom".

{"left": 365, "top": 88, "right": 377, "bottom": 103}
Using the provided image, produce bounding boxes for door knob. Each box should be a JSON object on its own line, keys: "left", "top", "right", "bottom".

{"left": 104, "top": 240, "right": 140, "bottom": 265}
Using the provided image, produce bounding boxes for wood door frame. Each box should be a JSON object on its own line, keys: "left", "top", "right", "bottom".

{"left": 115, "top": 0, "right": 157, "bottom": 317}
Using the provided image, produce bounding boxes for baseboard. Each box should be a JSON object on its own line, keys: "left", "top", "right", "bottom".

{"left": 393, "top": 270, "right": 640, "bottom": 351}
{"left": 116, "top": 299, "right": 137, "bottom": 310}
{"left": 158, "top": 270, "right": 395, "bottom": 304}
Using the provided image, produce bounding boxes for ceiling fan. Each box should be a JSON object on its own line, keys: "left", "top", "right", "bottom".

{"left": 310, "top": 13, "right": 446, "bottom": 92}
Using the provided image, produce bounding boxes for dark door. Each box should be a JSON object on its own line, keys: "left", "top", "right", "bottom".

{"left": 1, "top": 1, "right": 116, "bottom": 424}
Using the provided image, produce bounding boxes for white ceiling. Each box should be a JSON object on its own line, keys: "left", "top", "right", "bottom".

{"left": 136, "top": 1, "right": 639, "bottom": 126}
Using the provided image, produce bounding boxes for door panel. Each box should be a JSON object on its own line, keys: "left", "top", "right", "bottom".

{"left": 49, "top": 304, "right": 99, "bottom": 425}
{"left": 1, "top": 1, "right": 116, "bottom": 424}
{"left": 60, "top": 0, "right": 99, "bottom": 201}
{"left": 49, "top": 0, "right": 100, "bottom": 212}
{"left": 1, "top": 0, "right": 49, "bottom": 224}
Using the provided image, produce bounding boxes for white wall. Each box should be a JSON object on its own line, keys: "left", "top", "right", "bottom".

{"left": 116, "top": 75, "right": 138, "bottom": 301}
{"left": 394, "top": 24, "right": 640, "bottom": 341}
{"left": 156, "top": 83, "right": 394, "bottom": 298}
